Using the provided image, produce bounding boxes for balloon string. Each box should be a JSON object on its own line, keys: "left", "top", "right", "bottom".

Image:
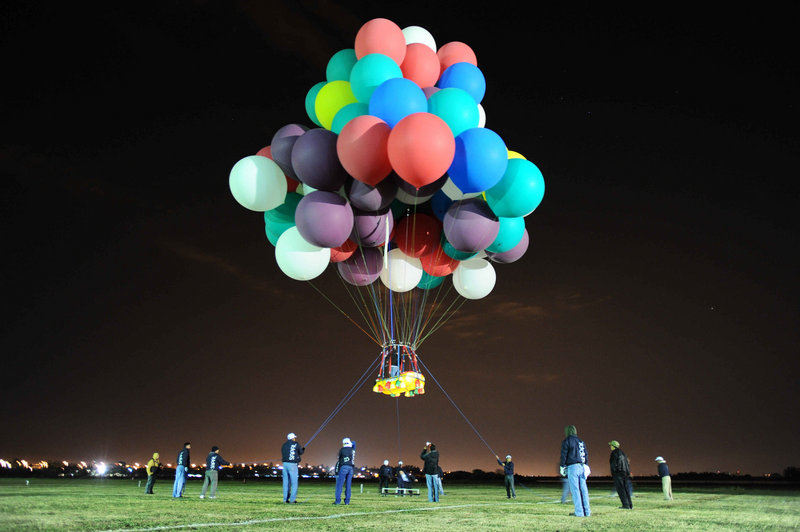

{"left": 306, "top": 280, "right": 381, "bottom": 346}
{"left": 305, "top": 354, "right": 382, "bottom": 447}
{"left": 417, "top": 356, "right": 497, "bottom": 458}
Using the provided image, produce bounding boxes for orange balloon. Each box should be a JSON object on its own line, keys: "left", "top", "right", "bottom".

{"left": 420, "top": 245, "right": 461, "bottom": 277}
{"left": 337, "top": 115, "right": 393, "bottom": 186}
{"left": 330, "top": 239, "right": 357, "bottom": 263}
{"left": 401, "top": 43, "right": 440, "bottom": 88}
{"left": 354, "top": 18, "right": 406, "bottom": 66}
{"left": 387, "top": 113, "right": 455, "bottom": 188}
{"left": 436, "top": 41, "right": 478, "bottom": 73}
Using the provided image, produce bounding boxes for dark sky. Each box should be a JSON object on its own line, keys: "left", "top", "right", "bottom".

{"left": 2, "top": 2, "right": 798, "bottom": 476}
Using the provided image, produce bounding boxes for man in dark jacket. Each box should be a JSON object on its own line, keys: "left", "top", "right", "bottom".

{"left": 609, "top": 440, "right": 632, "bottom": 509}
{"left": 281, "top": 432, "right": 304, "bottom": 503}
{"left": 496, "top": 454, "right": 516, "bottom": 499}
{"left": 200, "top": 446, "right": 229, "bottom": 499}
{"left": 378, "top": 459, "right": 393, "bottom": 495}
{"left": 172, "top": 442, "right": 190, "bottom": 498}
{"left": 559, "top": 425, "right": 590, "bottom": 517}
{"left": 334, "top": 437, "right": 355, "bottom": 505}
{"left": 420, "top": 442, "right": 440, "bottom": 502}
{"left": 655, "top": 456, "right": 673, "bottom": 500}
{"left": 396, "top": 461, "right": 410, "bottom": 494}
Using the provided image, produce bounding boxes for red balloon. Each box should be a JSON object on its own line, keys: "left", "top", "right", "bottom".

{"left": 354, "top": 18, "right": 406, "bottom": 65}
{"left": 401, "top": 43, "right": 440, "bottom": 88}
{"left": 330, "top": 239, "right": 358, "bottom": 263}
{"left": 336, "top": 115, "right": 392, "bottom": 186}
{"left": 420, "top": 245, "right": 461, "bottom": 277}
{"left": 256, "top": 145, "right": 298, "bottom": 193}
{"left": 436, "top": 41, "right": 478, "bottom": 73}
{"left": 387, "top": 113, "right": 455, "bottom": 188}
{"left": 394, "top": 213, "right": 441, "bottom": 258}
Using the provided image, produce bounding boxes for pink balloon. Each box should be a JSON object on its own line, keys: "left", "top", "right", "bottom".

{"left": 401, "top": 43, "right": 440, "bottom": 88}
{"left": 437, "top": 41, "right": 477, "bottom": 73}
{"left": 354, "top": 18, "right": 406, "bottom": 65}
{"left": 387, "top": 113, "right": 455, "bottom": 188}
{"left": 337, "top": 115, "right": 392, "bottom": 186}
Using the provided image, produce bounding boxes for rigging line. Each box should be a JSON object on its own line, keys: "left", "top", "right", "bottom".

{"left": 336, "top": 278, "right": 379, "bottom": 342}
{"left": 417, "top": 356, "right": 498, "bottom": 458}
{"left": 414, "top": 265, "right": 459, "bottom": 342}
{"left": 333, "top": 247, "right": 384, "bottom": 342}
{"left": 306, "top": 280, "right": 381, "bottom": 346}
{"left": 306, "top": 355, "right": 382, "bottom": 447}
{"left": 416, "top": 294, "right": 468, "bottom": 347}
{"left": 395, "top": 397, "right": 402, "bottom": 461}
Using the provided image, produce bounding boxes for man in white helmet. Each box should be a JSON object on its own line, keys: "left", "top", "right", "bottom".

{"left": 281, "top": 432, "right": 304, "bottom": 503}
{"left": 334, "top": 437, "right": 356, "bottom": 505}
{"left": 379, "top": 459, "right": 394, "bottom": 495}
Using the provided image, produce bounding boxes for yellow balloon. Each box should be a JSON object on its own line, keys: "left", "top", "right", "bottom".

{"left": 508, "top": 150, "right": 527, "bottom": 160}
{"left": 315, "top": 80, "right": 357, "bottom": 130}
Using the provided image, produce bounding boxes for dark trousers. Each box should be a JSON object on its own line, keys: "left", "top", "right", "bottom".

{"left": 145, "top": 474, "right": 156, "bottom": 494}
{"left": 379, "top": 477, "right": 390, "bottom": 494}
{"left": 613, "top": 474, "right": 632, "bottom": 508}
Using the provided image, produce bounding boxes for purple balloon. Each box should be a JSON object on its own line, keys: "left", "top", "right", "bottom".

{"left": 270, "top": 124, "right": 308, "bottom": 181}
{"left": 442, "top": 198, "right": 500, "bottom": 253}
{"left": 486, "top": 228, "right": 529, "bottom": 263}
{"left": 351, "top": 208, "right": 394, "bottom": 247}
{"left": 338, "top": 247, "right": 384, "bottom": 286}
{"left": 294, "top": 191, "right": 354, "bottom": 248}
{"left": 291, "top": 128, "right": 348, "bottom": 191}
{"left": 345, "top": 178, "right": 398, "bottom": 212}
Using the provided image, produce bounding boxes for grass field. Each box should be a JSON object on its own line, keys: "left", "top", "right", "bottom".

{"left": 1, "top": 478, "right": 798, "bottom": 531}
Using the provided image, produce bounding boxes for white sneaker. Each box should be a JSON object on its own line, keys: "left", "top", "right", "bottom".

{"left": 199, "top": 495, "right": 205, "bottom": 499}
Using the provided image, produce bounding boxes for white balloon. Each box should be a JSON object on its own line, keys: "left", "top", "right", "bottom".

{"left": 275, "top": 226, "right": 330, "bottom": 281}
{"left": 477, "top": 104, "right": 486, "bottom": 127}
{"left": 452, "top": 258, "right": 496, "bottom": 299}
{"left": 229, "top": 155, "right": 287, "bottom": 212}
{"left": 380, "top": 248, "right": 423, "bottom": 292}
{"left": 441, "top": 177, "right": 482, "bottom": 201}
{"left": 402, "top": 25, "right": 436, "bottom": 51}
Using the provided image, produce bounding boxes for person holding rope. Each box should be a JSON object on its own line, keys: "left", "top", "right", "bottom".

{"left": 281, "top": 433, "right": 304, "bottom": 503}
{"left": 420, "top": 442, "right": 440, "bottom": 502}
{"left": 496, "top": 454, "right": 516, "bottom": 499}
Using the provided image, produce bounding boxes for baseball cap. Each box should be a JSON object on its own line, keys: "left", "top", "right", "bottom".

{"left": 287, "top": 433, "right": 296, "bottom": 440}
{"left": 609, "top": 440, "right": 620, "bottom": 448}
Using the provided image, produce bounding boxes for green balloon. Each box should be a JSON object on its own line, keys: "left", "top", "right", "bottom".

{"left": 327, "top": 49, "right": 358, "bottom": 81}
{"left": 486, "top": 216, "right": 525, "bottom": 253}
{"left": 441, "top": 233, "right": 477, "bottom": 261}
{"left": 265, "top": 217, "right": 295, "bottom": 246}
{"left": 349, "top": 53, "right": 402, "bottom": 103}
{"left": 305, "top": 82, "right": 326, "bottom": 127}
{"left": 427, "top": 88, "right": 480, "bottom": 136}
{"left": 331, "top": 102, "right": 369, "bottom": 134}
{"left": 417, "top": 271, "right": 446, "bottom": 289}
{"left": 265, "top": 192, "right": 302, "bottom": 225}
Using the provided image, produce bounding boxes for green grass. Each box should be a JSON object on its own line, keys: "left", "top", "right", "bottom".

{"left": 1, "top": 479, "right": 798, "bottom": 531}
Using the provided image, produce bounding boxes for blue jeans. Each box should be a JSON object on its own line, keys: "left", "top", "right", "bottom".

{"left": 567, "top": 463, "right": 590, "bottom": 516}
{"left": 172, "top": 465, "right": 187, "bottom": 497}
{"left": 282, "top": 462, "right": 299, "bottom": 502}
{"left": 335, "top": 465, "right": 354, "bottom": 504}
{"left": 560, "top": 477, "right": 571, "bottom": 502}
{"left": 425, "top": 473, "right": 440, "bottom": 502}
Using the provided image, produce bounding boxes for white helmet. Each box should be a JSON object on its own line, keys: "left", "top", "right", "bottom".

{"left": 342, "top": 438, "right": 352, "bottom": 447}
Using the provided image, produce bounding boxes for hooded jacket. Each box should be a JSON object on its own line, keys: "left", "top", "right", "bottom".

{"left": 146, "top": 453, "right": 160, "bottom": 476}
{"left": 420, "top": 448, "right": 440, "bottom": 475}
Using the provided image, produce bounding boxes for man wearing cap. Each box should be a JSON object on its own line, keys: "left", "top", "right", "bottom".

{"left": 200, "top": 446, "right": 229, "bottom": 499}
{"left": 378, "top": 459, "right": 393, "bottom": 495}
{"left": 559, "top": 425, "right": 590, "bottom": 517}
{"left": 334, "top": 437, "right": 355, "bottom": 505}
{"left": 655, "top": 456, "right": 673, "bottom": 500}
{"left": 281, "top": 433, "right": 304, "bottom": 503}
{"left": 420, "top": 442, "right": 440, "bottom": 502}
{"left": 609, "top": 440, "right": 632, "bottom": 509}
{"left": 496, "top": 454, "right": 516, "bottom": 499}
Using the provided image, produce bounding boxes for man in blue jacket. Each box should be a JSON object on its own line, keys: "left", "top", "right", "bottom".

{"left": 281, "top": 432, "right": 304, "bottom": 503}
{"left": 656, "top": 456, "right": 673, "bottom": 500}
{"left": 172, "top": 442, "right": 190, "bottom": 498}
{"left": 496, "top": 454, "right": 516, "bottom": 499}
{"left": 200, "top": 446, "right": 229, "bottom": 499}
{"left": 559, "top": 425, "right": 590, "bottom": 517}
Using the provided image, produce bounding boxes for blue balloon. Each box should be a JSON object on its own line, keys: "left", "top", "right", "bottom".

{"left": 447, "top": 128, "right": 508, "bottom": 193}
{"left": 368, "top": 78, "right": 427, "bottom": 128}
{"left": 431, "top": 189, "right": 453, "bottom": 221}
{"left": 486, "top": 216, "right": 525, "bottom": 253}
{"left": 437, "top": 62, "right": 486, "bottom": 104}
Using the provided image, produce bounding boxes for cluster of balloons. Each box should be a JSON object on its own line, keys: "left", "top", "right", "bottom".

{"left": 229, "top": 18, "right": 545, "bottom": 300}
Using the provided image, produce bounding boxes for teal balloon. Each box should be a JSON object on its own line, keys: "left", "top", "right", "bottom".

{"left": 327, "top": 49, "right": 358, "bottom": 81}
{"left": 441, "top": 233, "right": 477, "bottom": 260}
{"left": 485, "top": 159, "right": 545, "bottom": 218}
{"left": 305, "top": 82, "right": 326, "bottom": 127}
{"left": 427, "top": 87, "right": 480, "bottom": 136}
{"left": 349, "top": 53, "right": 402, "bottom": 103}
{"left": 331, "top": 102, "right": 369, "bottom": 134}
{"left": 265, "top": 192, "right": 302, "bottom": 225}
{"left": 486, "top": 216, "right": 525, "bottom": 253}
{"left": 417, "top": 271, "right": 446, "bottom": 289}
{"left": 265, "top": 217, "right": 295, "bottom": 246}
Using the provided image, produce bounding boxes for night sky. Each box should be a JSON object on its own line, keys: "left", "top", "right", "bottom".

{"left": 2, "top": 2, "right": 798, "bottom": 477}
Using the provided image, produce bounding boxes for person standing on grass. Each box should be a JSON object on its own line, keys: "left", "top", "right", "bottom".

{"left": 559, "top": 425, "right": 590, "bottom": 517}
{"left": 281, "top": 433, "right": 304, "bottom": 503}
{"left": 496, "top": 454, "right": 516, "bottom": 499}
{"left": 396, "top": 461, "right": 410, "bottom": 494}
{"left": 656, "top": 456, "right": 673, "bottom": 500}
{"left": 420, "top": 442, "right": 440, "bottom": 502}
{"left": 172, "top": 442, "right": 191, "bottom": 498}
{"left": 200, "top": 446, "right": 229, "bottom": 499}
{"left": 145, "top": 452, "right": 160, "bottom": 494}
{"left": 379, "top": 459, "right": 393, "bottom": 495}
{"left": 609, "top": 440, "right": 633, "bottom": 509}
{"left": 334, "top": 437, "right": 355, "bottom": 505}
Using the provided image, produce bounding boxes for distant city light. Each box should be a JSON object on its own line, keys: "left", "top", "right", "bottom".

{"left": 96, "top": 463, "right": 107, "bottom": 475}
